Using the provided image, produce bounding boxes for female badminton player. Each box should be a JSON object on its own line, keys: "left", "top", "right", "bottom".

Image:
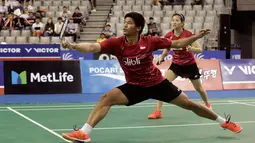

{"left": 148, "top": 13, "right": 211, "bottom": 119}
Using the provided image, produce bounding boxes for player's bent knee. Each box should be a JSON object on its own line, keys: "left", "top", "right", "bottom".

{"left": 99, "top": 93, "right": 114, "bottom": 106}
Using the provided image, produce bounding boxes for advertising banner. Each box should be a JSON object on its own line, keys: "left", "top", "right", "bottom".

{"left": 80, "top": 60, "right": 125, "bottom": 93}
{"left": 81, "top": 60, "right": 223, "bottom": 93}
{"left": 94, "top": 50, "right": 241, "bottom": 61}
{"left": 61, "top": 50, "right": 94, "bottom": 60}
{"left": 0, "top": 44, "right": 61, "bottom": 60}
{"left": 0, "top": 61, "right": 4, "bottom": 95}
{"left": 155, "top": 60, "right": 223, "bottom": 91}
{"left": 220, "top": 59, "right": 255, "bottom": 89}
{"left": 4, "top": 61, "right": 82, "bottom": 94}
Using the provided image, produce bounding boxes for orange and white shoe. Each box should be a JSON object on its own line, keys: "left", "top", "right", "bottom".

{"left": 220, "top": 114, "right": 242, "bottom": 133}
{"left": 206, "top": 103, "right": 212, "bottom": 109}
{"left": 62, "top": 129, "right": 91, "bottom": 143}
{"left": 148, "top": 110, "right": 162, "bottom": 119}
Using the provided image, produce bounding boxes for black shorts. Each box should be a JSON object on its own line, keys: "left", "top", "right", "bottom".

{"left": 117, "top": 79, "right": 182, "bottom": 106}
{"left": 169, "top": 63, "right": 201, "bottom": 80}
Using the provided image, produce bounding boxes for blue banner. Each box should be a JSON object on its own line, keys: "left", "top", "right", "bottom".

{"left": 80, "top": 60, "right": 125, "bottom": 93}
{"left": 152, "top": 50, "right": 241, "bottom": 61}
{"left": 0, "top": 44, "right": 60, "bottom": 59}
{"left": 0, "top": 61, "right": 3, "bottom": 86}
{"left": 61, "top": 50, "right": 94, "bottom": 60}
{"left": 220, "top": 59, "right": 255, "bottom": 83}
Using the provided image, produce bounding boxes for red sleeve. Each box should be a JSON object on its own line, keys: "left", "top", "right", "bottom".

{"left": 151, "top": 36, "right": 172, "bottom": 51}
{"left": 99, "top": 38, "right": 119, "bottom": 55}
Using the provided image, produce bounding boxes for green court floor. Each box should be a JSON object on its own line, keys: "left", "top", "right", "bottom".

{"left": 1, "top": 98, "right": 255, "bottom": 143}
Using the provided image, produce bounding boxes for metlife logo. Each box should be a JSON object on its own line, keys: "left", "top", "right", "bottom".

{"left": 4, "top": 61, "right": 82, "bottom": 94}
{"left": 11, "top": 71, "right": 74, "bottom": 85}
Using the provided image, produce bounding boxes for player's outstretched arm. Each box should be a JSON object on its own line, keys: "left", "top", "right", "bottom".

{"left": 62, "top": 40, "right": 101, "bottom": 53}
{"left": 171, "top": 29, "right": 210, "bottom": 49}
{"left": 187, "top": 41, "right": 202, "bottom": 53}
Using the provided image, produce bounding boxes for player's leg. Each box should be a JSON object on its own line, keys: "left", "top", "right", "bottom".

{"left": 62, "top": 84, "right": 148, "bottom": 142}
{"left": 190, "top": 78, "right": 211, "bottom": 109}
{"left": 170, "top": 91, "right": 242, "bottom": 133}
{"left": 188, "top": 63, "right": 211, "bottom": 109}
{"left": 151, "top": 79, "right": 242, "bottom": 133}
{"left": 148, "top": 69, "right": 177, "bottom": 119}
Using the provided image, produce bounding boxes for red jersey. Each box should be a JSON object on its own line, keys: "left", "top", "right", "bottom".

{"left": 99, "top": 36, "right": 172, "bottom": 87}
{"left": 165, "top": 29, "right": 196, "bottom": 65}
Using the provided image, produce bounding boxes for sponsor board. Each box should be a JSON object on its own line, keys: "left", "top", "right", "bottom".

{"left": 0, "top": 61, "right": 4, "bottom": 95}
{"left": 61, "top": 50, "right": 94, "bottom": 60}
{"left": 94, "top": 50, "right": 241, "bottom": 61}
{"left": 0, "top": 44, "right": 61, "bottom": 60}
{"left": 4, "top": 61, "right": 81, "bottom": 94}
{"left": 220, "top": 59, "right": 255, "bottom": 89}
{"left": 80, "top": 60, "right": 223, "bottom": 93}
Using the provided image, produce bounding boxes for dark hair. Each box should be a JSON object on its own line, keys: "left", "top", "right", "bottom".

{"left": 106, "top": 24, "right": 111, "bottom": 27}
{"left": 124, "top": 12, "right": 145, "bottom": 34}
{"left": 172, "top": 13, "right": 185, "bottom": 22}
{"left": 57, "top": 17, "right": 62, "bottom": 20}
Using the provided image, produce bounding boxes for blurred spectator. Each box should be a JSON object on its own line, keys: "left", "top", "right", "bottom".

{"left": 32, "top": 17, "right": 44, "bottom": 37}
{"left": 72, "top": 7, "right": 83, "bottom": 24}
{"left": 147, "top": 17, "right": 159, "bottom": 36}
{"left": 13, "top": 15, "right": 25, "bottom": 30}
{"left": 72, "top": 7, "right": 84, "bottom": 32}
{"left": 154, "top": 0, "right": 162, "bottom": 6}
{"left": 142, "top": 23, "right": 148, "bottom": 36}
{"left": 192, "top": 0, "right": 204, "bottom": 5}
{"left": 21, "top": 7, "right": 29, "bottom": 18}
{"left": 89, "top": 0, "right": 97, "bottom": 12}
{"left": 13, "top": 8, "right": 25, "bottom": 30}
{"left": 3, "top": 13, "right": 14, "bottom": 30}
{"left": 102, "top": 24, "right": 113, "bottom": 38}
{"left": 0, "top": 1, "right": 8, "bottom": 14}
{"left": 44, "top": 17, "right": 54, "bottom": 37}
{"left": 0, "top": 12, "right": 5, "bottom": 30}
{"left": 60, "top": 6, "right": 71, "bottom": 22}
{"left": 65, "top": 18, "right": 78, "bottom": 42}
{"left": 112, "top": 33, "right": 116, "bottom": 38}
{"left": 54, "top": 17, "right": 63, "bottom": 36}
{"left": 25, "top": 12, "right": 35, "bottom": 30}
{"left": 96, "top": 33, "right": 107, "bottom": 42}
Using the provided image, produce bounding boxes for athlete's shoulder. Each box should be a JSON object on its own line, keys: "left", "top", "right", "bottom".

{"left": 164, "top": 31, "right": 173, "bottom": 38}
{"left": 183, "top": 29, "right": 193, "bottom": 36}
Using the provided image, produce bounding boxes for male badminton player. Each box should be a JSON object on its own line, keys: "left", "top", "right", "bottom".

{"left": 61, "top": 12, "right": 242, "bottom": 143}
{"left": 148, "top": 13, "right": 211, "bottom": 119}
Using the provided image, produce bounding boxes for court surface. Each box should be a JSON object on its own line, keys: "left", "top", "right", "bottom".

{"left": 1, "top": 97, "right": 255, "bottom": 143}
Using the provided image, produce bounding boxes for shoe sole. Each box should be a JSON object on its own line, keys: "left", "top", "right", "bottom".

{"left": 62, "top": 133, "right": 91, "bottom": 143}
{"left": 235, "top": 127, "right": 243, "bottom": 133}
{"left": 148, "top": 117, "right": 162, "bottom": 119}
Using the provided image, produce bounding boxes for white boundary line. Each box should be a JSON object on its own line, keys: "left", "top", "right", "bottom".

{"left": 51, "top": 120, "right": 255, "bottom": 131}
{"left": 1, "top": 99, "right": 255, "bottom": 109}
{"left": 0, "top": 103, "right": 241, "bottom": 112}
{"left": 7, "top": 107, "right": 71, "bottom": 143}
{"left": 228, "top": 101, "right": 255, "bottom": 107}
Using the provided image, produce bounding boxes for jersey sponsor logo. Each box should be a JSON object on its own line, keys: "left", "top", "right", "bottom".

{"left": 140, "top": 46, "right": 146, "bottom": 50}
{"left": 123, "top": 57, "right": 141, "bottom": 66}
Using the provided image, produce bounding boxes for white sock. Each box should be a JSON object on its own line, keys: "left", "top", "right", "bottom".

{"left": 215, "top": 116, "right": 226, "bottom": 124}
{"left": 80, "top": 123, "right": 93, "bottom": 134}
